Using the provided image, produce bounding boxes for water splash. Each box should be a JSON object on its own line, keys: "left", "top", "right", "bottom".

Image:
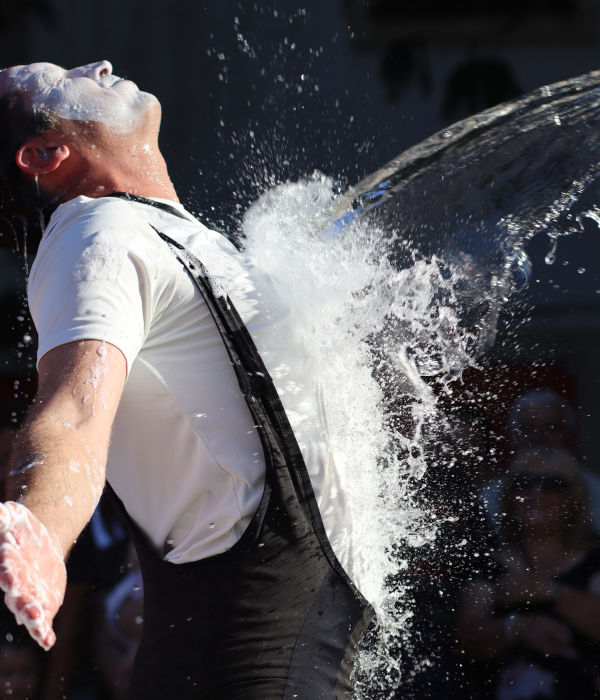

{"left": 330, "top": 68, "right": 600, "bottom": 317}
{"left": 240, "top": 68, "right": 600, "bottom": 697}
{"left": 242, "top": 176, "right": 442, "bottom": 695}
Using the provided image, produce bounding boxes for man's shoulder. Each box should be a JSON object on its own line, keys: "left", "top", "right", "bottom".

{"left": 38, "top": 194, "right": 239, "bottom": 283}
{"left": 31, "top": 196, "right": 169, "bottom": 291}
{"left": 46, "top": 195, "right": 152, "bottom": 240}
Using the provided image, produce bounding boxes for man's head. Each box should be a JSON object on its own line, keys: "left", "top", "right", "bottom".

{"left": 0, "top": 60, "right": 167, "bottom": 250}
{"left": 0, "top": 61, "right": 159, "bottom": 136}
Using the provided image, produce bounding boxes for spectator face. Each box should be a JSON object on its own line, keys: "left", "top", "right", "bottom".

{"left": 508, "top": 391, "right": 575, "bottom": 453}
{"left": 509, "top": 453, "right": 579, "bottom": 535}
{"left": 513, "top": 402, "right": 570, "bottom": 448}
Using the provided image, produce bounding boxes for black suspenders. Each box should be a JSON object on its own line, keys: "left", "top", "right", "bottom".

{"left": 107, "top": 192, "right": 373, "bottom": 699}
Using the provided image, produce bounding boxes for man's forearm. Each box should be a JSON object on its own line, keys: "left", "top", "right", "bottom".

{"left": 8, "top": 407, "right": 106, "bottom": 557}
{"left": 0, "top": 339, "right": 125, "bottom": 648}
{"left": 6, "top": 339, "right": 127, "bottom": 557}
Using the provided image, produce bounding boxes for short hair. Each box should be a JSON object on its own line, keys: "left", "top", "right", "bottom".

{"left": 0, "top": 83, "right": 56, "bottom": 252}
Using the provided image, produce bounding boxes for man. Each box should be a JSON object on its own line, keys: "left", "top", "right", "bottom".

{"left": 0, "top": 61, "right": 371, "bottom": 698}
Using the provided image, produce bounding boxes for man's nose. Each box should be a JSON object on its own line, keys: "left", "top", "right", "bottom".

{"left": 65, "top": 60, "right": 113, "bottom": 80}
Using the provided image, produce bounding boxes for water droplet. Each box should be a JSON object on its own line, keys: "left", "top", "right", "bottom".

{"left": 545, "top": 236, "right": 558, "bottom": 265}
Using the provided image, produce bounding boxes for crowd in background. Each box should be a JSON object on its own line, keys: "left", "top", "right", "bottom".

{"left": 2, "top": 386, "right": 600, "bottom": 699}
{"left": 405, "top": 387, "right": 600, "bottom": 700}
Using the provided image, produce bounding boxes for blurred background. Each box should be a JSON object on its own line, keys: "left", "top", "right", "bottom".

{"left": 1, "top": 2, "right": 600, "bottom": 698}
{"left": 0, "top": 0, "right": 598, "bottom": 456}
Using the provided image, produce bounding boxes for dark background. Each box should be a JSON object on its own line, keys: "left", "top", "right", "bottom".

{"left": 1, "top": 0, "right": 600, "bottom": 459}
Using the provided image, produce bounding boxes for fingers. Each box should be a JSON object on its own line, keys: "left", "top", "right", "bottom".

{"left": 23, "top": 600, "right": 55, "bottom": 651}
{"left": 0, "top": 501, "right": 17, "bottom": 533}
{"left": 41, "top": 627, "right": 56, "bottom": 651}
{"left": 2, "top": 588, "right": 55, "bottom": 650}
{"left": 0, "top": 502, "right": 64, "bottom": 651}
{"left": 0, "top": 562, "right": 15, "bottom": 589}
{"left": 0, "top": 546, "right": 53, "bottom": 614}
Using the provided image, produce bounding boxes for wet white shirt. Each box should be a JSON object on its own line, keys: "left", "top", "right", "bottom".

{"left": 28, "top": 196, "right": 350, "bottom": 567}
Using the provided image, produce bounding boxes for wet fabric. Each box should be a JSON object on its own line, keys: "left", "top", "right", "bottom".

{"left": 29, "top": 194, "right": 267, "bottom": 563}
{"left": 32, "top": 192, "right": 354, "bottom": 567}
{"left": 108, "top": 193, "right": 373, "bottom": 699}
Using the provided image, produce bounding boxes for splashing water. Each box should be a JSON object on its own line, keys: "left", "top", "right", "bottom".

{"left": 242, "top": 175, "right": 448, "bottom": 695}
{"left": 239, "top": 67, "right": 600, "bottom": 697}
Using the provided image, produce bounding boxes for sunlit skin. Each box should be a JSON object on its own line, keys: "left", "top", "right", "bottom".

{"left": 0, "top": 60, "right": 180, "bottom": 649}
{"left": 0, "top": 61, "right": 157, "bottom": 130}
{"left": 0, "top": 60, "right": 177, "bottom": 203}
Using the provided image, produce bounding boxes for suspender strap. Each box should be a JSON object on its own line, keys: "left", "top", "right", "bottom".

{"left": 105, "top": 192, "right": 374, "bottom": 699}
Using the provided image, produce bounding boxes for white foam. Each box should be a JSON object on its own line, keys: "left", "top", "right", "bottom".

{"left": 5, "top": 62, "right": 157, "bottom": 134}
{"left": 241, "top": 176, "right": 454, "bottom": 692}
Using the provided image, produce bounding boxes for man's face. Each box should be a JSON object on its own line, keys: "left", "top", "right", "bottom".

{"left": 0, "top": 60, "right": 159, "bottom": 134}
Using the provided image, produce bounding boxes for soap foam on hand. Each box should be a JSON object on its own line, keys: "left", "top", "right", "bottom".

{"left": 0, "top": 501, "right": 67, "bottom": 650}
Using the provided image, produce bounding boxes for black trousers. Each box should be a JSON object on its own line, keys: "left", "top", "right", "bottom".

{"left": 129, "top": 473, "right": 371, "bottom": 698}
{"left": 107, "top": 193, "right": 373, "bottom": 699}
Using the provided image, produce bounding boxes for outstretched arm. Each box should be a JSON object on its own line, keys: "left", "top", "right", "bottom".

{"left": 0, "top": 339, "right": 126, "bottom": 648}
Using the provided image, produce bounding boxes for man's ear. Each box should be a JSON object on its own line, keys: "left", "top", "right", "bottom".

{"left": 15, "top": 136, "right": 70, "bottom": 175}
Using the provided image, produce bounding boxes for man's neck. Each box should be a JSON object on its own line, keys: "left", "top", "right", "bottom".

{"left": 106, "top": 179, "right": 179, "bottom": 203}
{"left": 50, "top": 148, "right": 179, "bottom": 204}
{"left": 38, "top": 127, "right": 180, "bottom": 204}
{"left": 107, "top": 142, "right": 179, "bottom": 202}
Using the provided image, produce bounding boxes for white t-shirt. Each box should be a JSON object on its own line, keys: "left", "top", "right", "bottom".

{"left": 28, "top": 195, "right": 350, "bottom": 567}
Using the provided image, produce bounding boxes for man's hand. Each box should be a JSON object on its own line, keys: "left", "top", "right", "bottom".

{"left": 0, "top": 340, "right": 126, "bottom": 652}
{"left": 0, "top": 501, "right": 66, "bottom": 650}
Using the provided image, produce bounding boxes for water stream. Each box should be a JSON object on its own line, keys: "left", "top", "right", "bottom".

{"left": 240, "top": 68, "right": 600, "bottom": 696}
